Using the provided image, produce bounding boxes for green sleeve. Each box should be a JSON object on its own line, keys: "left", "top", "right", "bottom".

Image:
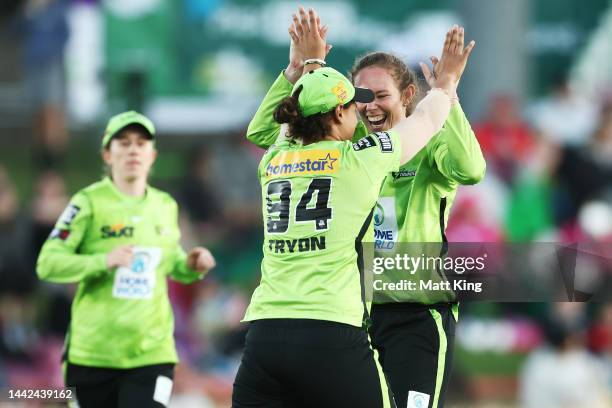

{"left": 349, "top": 130, "right": 402, "bottom": 185}
{"left": 167, "top": 200, "right": 204, "bottom": 284}
{"left": 246, "top": 70, "right": 293, "bottom": 148}
{"left": 36, "top": 192, "right": 108, "bottom": 283}
{"left": 428, "top": 103, "right": 486, "bottom": 185}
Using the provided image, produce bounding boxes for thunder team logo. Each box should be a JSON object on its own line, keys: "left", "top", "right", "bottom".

{"left": 265, "top": 150, "right": 340, "bottom": 178}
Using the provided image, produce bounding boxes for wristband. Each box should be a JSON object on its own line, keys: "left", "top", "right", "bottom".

{"left": 304, "top": 58, "right": 326, "bottom": 67}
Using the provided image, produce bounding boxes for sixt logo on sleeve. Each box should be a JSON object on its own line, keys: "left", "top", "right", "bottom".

{"left": 101, "top": 224, "right": 135, "bottom": 239}
{"left": 265, "top": 150, "right": 340, "bottom": 178}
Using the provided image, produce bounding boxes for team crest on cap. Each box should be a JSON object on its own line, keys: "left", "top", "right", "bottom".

{"left": 332, "top": 81, "right": 349, "bottom": 104}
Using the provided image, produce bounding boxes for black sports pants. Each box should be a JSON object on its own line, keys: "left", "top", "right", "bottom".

{"left": 65, "top": 362, "right": 175, "bottom": 408}
{"left": 232, "top": 318, "right": 396, "bottom": 408}
{"left": 369, "top": 302, "right": 458, "bottom": 408}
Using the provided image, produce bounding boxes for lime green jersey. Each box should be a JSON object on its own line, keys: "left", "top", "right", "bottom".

{"left": 37, "top": 177, "right": 203, "bottom": 369}
{"left": 246, "top": 71, "right": 485, "bottom": 305}
{"left": 243, "top": 130, "right": 402, "bottom": 327}
{"left": 372, "top": 104, "right": 485, "bottom": 303}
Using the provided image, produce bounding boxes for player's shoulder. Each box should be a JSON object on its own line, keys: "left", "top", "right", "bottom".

{"left": 58, "top": 181, "right": 103, "bottom": 221}
{"left": 147, "top": 185, "right": 178, "bottom": 207}
{"left": 80, "top": 178, "right": 108, "bottom": 196}
{"left": 73, "top": 179, "right": 110, "bottom": 206}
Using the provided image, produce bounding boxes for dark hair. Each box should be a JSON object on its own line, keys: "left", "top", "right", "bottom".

{"left": 273, "top": 86, "right": 352, "bottom": 145}
{"left": 350, "top": 52, "right": 420, "bottom": 116}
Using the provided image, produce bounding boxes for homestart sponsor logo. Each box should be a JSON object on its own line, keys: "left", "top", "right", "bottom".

{"left": 265, "top": 150, "right": 340, "bottom": 178}
{"left": 101, "top": 224, "right": 135, "bottom": 238}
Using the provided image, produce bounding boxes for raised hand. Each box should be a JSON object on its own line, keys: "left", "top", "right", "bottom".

{"left": 285, "top": 10, "right": 331, "bottom": 84}
{"left": 420, "top": 25, "right": 475, "bottom": 97}
{"left": 286, "top": 7, "right": 328, "bottom": 78}
{"left": 285, "top": 14, "right": 332, "bottom": 84}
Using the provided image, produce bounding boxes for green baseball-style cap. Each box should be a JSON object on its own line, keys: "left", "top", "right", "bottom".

{"left": 292, "top": 67, "right": 374, "bottom": 117}
{"left": 102, "top": 110, "right": 156, "bottom": 148}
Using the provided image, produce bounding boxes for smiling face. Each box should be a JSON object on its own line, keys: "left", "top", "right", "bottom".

{"left": 102, "top": 126, "right": 157, "bottom": 183}
{"left": 353, "top": 65, "right": 415, "bottom": 132}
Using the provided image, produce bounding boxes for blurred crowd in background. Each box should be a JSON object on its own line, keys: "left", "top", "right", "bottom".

{"left": 0, "top": 0, "right": 611, "bottom": 407}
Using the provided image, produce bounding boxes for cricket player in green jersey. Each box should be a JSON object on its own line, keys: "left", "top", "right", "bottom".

{"left": 37, "top": 110, "right": 216, "bottom": 408}
{"left": 232, "top": 8, "right": 473, "bottom": 408}
{"left": 245, "top": 8, "right": 484, "bottom": 408}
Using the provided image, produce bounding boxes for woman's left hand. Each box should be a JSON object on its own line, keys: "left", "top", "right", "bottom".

{"left": 285, "top": 8, "right": 331, "bottom": 84}
{"left": 288, "top": 7, "right": 327, "bottom": 69}
{"left": 186, "top": 247, "right": 216, "bottom": 273}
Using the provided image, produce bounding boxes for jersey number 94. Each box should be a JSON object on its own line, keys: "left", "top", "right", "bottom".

{"left": 266, "top": 178, "right": 332, "bottom": 233}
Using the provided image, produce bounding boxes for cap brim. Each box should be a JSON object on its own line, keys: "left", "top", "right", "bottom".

{"left": 103, "top": 123, "right": 154, "bottom": 147}
{"left": 354, "top": 87, "right": 375, "bottom": 103}
{"left": 123, "top": 123, "right": 154, "bottom": 139}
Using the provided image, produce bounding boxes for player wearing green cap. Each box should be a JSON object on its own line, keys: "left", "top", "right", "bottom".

{"left": 101, "top": 110, "right": 156, "bottom": 148}
{"left": 244, "top": 8, "right": 483, "bottom": 408}
{"left": 232, "top": 8, "right": 473, "bottom": 408}
{"left": 37, "top": 111, "right": 216, "bottom": 408}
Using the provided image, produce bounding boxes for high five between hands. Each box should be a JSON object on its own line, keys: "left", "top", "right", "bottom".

{"left": 285, "top": 7, "right": 475, "bottom": 95}
{"left": 285, "top": 7, "right": 330, "bottom": 83}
